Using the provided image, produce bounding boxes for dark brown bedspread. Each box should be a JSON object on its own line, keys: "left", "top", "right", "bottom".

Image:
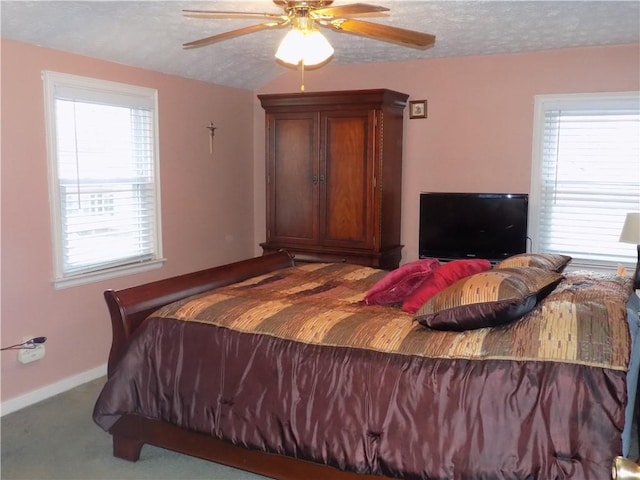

{"left": 94, "top": 263, "right": 633, "bottom": 479}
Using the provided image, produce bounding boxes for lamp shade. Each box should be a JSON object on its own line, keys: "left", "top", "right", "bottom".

{"left": 275, "top": 28, "right": 334, "bottom": 67}
{"left": 620, "top": 212, "right": 640, "bottom": 244}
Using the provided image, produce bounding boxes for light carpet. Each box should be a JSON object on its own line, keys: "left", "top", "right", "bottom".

{"left": 1, "top": 377, "right": 269, "bottom": 480}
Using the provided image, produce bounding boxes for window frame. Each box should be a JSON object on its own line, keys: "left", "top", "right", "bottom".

{"left": 43, "top": 71, "right": 164, "bottom": 289}
{"left": 529, "top": 91, "right": 640, "bottom": 272}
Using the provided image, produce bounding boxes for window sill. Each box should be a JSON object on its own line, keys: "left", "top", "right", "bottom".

{"left": 564, "top": 259, "right": 635, "bottom": 275}
{"left": 52, "top": 258, "right": 166, "bottom": 290}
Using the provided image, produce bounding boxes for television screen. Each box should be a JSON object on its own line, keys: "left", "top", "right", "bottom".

{"left": 419, "top": 192, "right": 528, "bottom": 262}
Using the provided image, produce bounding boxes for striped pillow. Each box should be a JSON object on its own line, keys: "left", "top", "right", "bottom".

{"left": 496, "top": 253, "right": 572, "bottom": 273}
{"left": 414, "top": 267, "right": 563, "bottom": 331}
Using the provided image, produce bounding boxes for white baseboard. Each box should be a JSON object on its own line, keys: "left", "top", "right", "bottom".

{"left": 1, "top": 363, "right": 107, "bottom": 416}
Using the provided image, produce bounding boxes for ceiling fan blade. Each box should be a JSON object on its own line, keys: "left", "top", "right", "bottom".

{"left": 313, "top": 3, "right": 389, "bottom": 17}
{"left": 183, "top": 21, "right": 288, "bottom": 49}
{"left": 183, "top": 9, "right": 287, "bottom": 21}
{"left": 326, "top": 18, "right": 435, "bottom": 48}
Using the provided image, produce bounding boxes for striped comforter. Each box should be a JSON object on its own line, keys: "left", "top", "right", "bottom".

{"left": 153, "top": 262, "right": 632, "bottom": 371}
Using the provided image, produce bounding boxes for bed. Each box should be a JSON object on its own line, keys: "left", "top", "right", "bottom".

{"left": 93, "top": 250, "right": 639, "bottom": 479}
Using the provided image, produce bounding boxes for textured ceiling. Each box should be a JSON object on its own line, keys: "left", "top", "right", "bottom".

{"left": 2, "top": 1, "right": 639, "bottom": 90}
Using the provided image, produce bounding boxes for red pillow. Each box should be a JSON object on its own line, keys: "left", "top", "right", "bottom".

{"left": 401, "top": 259, "right": 492, "bottom": 313}
{"left": 365, "top": 258, "right": 440, "bottom": 305}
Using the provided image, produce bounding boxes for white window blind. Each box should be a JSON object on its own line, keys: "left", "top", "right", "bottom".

{"left": 43, "top": 71, "right": 163, "bottom": 288}
{"left": 530, "top": 92, "right": 640, "bottom": 269}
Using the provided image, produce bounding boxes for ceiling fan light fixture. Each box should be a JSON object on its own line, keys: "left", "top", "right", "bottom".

{"left": 275, "top": 27, "right": 334, "bottom": 67}
{"left": 302, "top": 30, "right": 335, "bottom": 65}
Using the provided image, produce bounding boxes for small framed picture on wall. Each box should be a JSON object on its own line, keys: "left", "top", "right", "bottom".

{"left": 409, "top": 100, "right": 427, "bottom": 119}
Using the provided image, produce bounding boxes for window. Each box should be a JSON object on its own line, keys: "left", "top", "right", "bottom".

{"left": 530, "top": 92, "right": 640, "bottom": 270}
{"left": 43, "top": 71, "right": 163, "bottom": 288}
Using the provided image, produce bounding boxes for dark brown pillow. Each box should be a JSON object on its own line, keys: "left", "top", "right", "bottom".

{"left": 414, "top": 267, "right": 563, "bottom": 331}
{"left": 495, "top": 253, "right": 572, "bottom": 273}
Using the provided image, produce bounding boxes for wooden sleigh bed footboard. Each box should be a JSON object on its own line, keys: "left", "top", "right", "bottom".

{"left": 103, "top": 251, "right": 295, "bottom": 377}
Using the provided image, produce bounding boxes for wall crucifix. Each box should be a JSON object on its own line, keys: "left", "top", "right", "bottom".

{"left": 206, "top": 122, "right": 217, "bottom": 155}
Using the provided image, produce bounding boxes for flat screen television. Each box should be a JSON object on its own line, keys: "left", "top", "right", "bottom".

{"left": 419, "top": 192, "right": 529, "bottom": 262}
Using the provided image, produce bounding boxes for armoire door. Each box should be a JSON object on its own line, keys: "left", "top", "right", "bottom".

{"left": 320, "top": 110, "right": 375, "bottom": 249}
{"left": 266, "top": 112, "right": 320, "bottom": 245}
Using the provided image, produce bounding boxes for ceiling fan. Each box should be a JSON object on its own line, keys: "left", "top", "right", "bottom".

{"left": 182, "top": 1, "right": 436, "bottom": 66}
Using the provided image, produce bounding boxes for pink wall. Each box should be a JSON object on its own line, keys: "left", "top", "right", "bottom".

{"left": 254, "top": 44, "right": 640, "bottom": 261}
{"left": 2, "top": 39, "right": 638, "bottom": 405}
{"left": 1, "top": 39, "right": 256, "bottom": 403}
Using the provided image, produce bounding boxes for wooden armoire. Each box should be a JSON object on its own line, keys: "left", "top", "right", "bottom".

{"left": 258, "top": 89, "right": 408, "bottom": 270}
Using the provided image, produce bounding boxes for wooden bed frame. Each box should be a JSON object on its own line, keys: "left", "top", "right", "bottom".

{"left": 103, "top": 251, "right": 391, "bottom": 479}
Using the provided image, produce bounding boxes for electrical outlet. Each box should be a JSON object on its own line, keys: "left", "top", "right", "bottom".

{"left": 18, "top": 338, "right": 45, "bottom": 364}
